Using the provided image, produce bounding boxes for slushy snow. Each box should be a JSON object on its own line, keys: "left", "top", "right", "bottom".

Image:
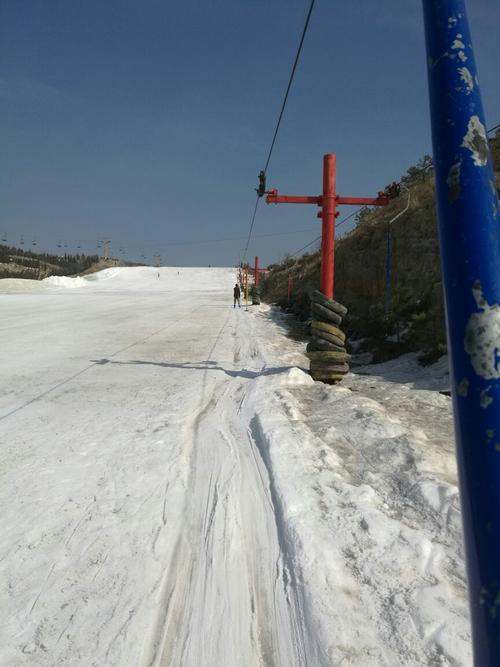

{"left": 0, "top": 267, "right": 471, "bottom": 665}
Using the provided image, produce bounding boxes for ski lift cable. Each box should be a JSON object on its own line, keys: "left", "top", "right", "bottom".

{"left": 287, "top": 209, "right": 361, "bottom": 259}
{"left": 116, "top": 226, "right": 317, "bottom": 249}
{"left": 290, "top": 235, "right": 321, "bottom": 257}
{"left": 336, "top": 208, "right": 361, "bottom": 230}
{"left": 242, "top": 196, "right": 260, "bottom": 262}
{"left": 385, "top": 184, "right": 411, "bottom": 316}
{"left": 242, "top": 0, "right": 317, "bottom": 262}
{"left": 263, "top": 0, "right": 316, "bottom": 175}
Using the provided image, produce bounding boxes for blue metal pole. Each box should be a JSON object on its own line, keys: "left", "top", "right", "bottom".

{"left": 422, "top": 1, "right": 500, "bottom": 662}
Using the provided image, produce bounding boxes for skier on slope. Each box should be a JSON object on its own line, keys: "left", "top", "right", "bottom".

{"left": 233, "top": 283, "right": 241, "bottom": 308}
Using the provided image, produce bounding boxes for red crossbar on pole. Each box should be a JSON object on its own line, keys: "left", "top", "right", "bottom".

{"left": 264, "top": 153, "right": 390, "bottom": 299}
{"left": 266, "top": 192, "right": 321, "bottom": 205}
{"left": 337, "top": 195, "right": 389, "bottom": 207}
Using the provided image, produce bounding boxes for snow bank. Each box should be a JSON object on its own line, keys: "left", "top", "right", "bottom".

{"left": 245, "top": 311, "right": 470, "bottom": 665}
{"left": 2, "top": 266, "right": 237, "bottom": 294}
{"left": 43, "top": 275, "right": 89, "bottom": 289}
{"left": 357, "top": 353, "right": 451, "bottom": 391}
{"left": 42, "top": 266, "right": 237, "bottom": 292}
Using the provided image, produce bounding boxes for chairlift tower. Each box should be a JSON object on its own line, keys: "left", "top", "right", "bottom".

{"left": 101, "top": 239, "right": 110, "bottom": 260}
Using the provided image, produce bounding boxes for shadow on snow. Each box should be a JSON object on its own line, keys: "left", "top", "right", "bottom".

{"left": 91, "top": 358, "right": 307, "bottom": 380}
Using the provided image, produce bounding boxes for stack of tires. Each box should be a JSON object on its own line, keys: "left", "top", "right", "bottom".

{"left": 306, "top": 290, "right": 350, "bottom": 383}
{"left": 251, "top": 286, "right": 261, "bottom": 305}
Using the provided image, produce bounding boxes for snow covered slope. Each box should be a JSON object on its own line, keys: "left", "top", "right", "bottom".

{"left": 0, "top": 267, "right": 471, "bottom": 665}
{"left": 0, "top": 278, "right": 47, "bottom": 293}
{"left": 43, "top": 266, "right": 236, "bottom": 292}
{"left": 0, "top": 266, "right": 237, "bottom": 294}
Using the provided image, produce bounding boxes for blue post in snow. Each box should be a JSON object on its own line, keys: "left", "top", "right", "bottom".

{"left": 422, "top": 1, "right": 500, "bottom": 662}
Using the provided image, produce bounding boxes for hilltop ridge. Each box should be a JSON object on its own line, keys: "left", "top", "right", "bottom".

{"left": 0, "top": 244, "right": 138, "bottom": 280}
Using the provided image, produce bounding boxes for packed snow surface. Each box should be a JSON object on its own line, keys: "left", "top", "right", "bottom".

{"left": 0, "top": 267, "right": 471, "bottom": 665}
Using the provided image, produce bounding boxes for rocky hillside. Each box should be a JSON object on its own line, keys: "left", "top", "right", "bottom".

{"left": 261, "top": 132, "right": 500, "bottom": 362}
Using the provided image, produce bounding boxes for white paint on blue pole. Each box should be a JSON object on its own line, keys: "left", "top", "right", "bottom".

{"left": 422, "top": 0, "right": 500, "bottom": 662}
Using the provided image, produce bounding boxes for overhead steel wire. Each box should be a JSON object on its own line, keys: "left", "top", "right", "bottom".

{"left": 263, "top": 0, "right": 317, "bottom": 175}
{"left": 242, "top": 0, "right": 316, "bottom": 262}
{"left": 19, "top": 115, "right": 497, "bottom": 264}
{"left": 290, "top": 235, "right": 321, "bottom": 257}
{"left": 289, "top": 208, "right": 360, "bottom": 258}
{"left": 242, "top": 196, "right": 261, "bottom": 263}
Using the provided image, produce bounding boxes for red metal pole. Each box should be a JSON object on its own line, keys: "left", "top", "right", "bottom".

{"left": 265, "top": 154, "right": 389, "bottom": 298}
{"left": 254, "top": 256, "right": 259, "bottom": 288}
{"left": 287, "top": 273, "right": 292, "bottom": 305}
{"left": 320, "top": 154, "right": 336, "bottom": 299}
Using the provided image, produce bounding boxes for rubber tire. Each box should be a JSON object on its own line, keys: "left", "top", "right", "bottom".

{"left": 310, "top": 372, "right": 345, "bottom": 383}
{"left": 311, "top": 303, "right": 342, "bottom": 325}
{"left": 306, "top": 350, "right": 350, "bottom": 362}
{"left": 312, "top": 331, "right": 345, "bottom": 348}
{"left": 311, "top": 320, "right": 346, "bottom": 342}
{"left": 307, "top": 339, "right": 345, "bottom": 353}
{"left": 311, "top": 290, "right": 348, "bottom": 317}
{"left": 310, "top": 362, "right": 349, "bottom": 373}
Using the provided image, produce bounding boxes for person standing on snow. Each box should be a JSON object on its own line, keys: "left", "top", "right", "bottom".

{"left": 233, "top": 283, "right": 241, "bottom": 308}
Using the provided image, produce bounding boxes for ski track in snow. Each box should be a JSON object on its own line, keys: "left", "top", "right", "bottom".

{"left": 0, "top": 267, "right": 471, "bottom": 666}
{"left": 0, "top": 269, "right": 321, "bottom": 667}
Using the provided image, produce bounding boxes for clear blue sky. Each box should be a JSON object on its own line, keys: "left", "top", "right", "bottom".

{"left": 1, "top": 0, "right": 499, "bottom": 266}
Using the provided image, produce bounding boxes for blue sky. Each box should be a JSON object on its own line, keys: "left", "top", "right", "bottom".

{"left": 1, "top": 0, "right": 500, "bottom": 266}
